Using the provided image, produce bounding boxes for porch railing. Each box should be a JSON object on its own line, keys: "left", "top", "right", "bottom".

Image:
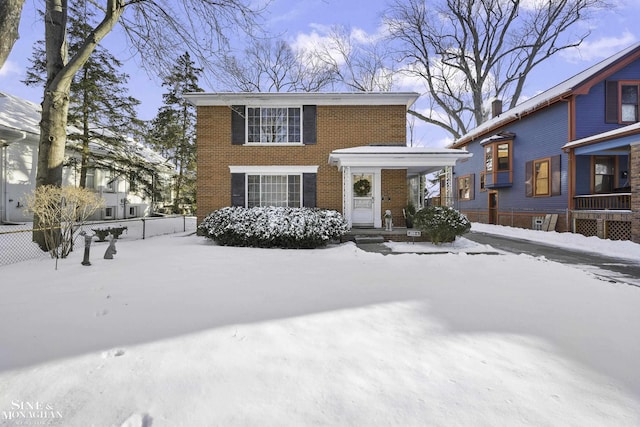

{"left": 573, "top": 193, "right": 631, "bottom": 210}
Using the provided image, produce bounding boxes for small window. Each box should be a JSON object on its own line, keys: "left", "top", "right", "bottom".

{"left": 457, "top": 174, "right": 474, "bottom": 201}
{"left": 621, "top": 84, "right": 639, "bottom": 123}
{"left": 594, "top": 156, "right": 615, "bottom": 193}
{"left": 105, "top": 173, "right": 116, "bottom": 192}
{"left": 485, "top": 145, "right": 493, "bottom": 172}
{"left": 104, "top": 206, "right": 115, "bottom": 220}
{"left": 128, "top": 206, "right": 137, "bottom": 217}
{"left": 533, "top": 158, "right": 550, "bottom": 196}
{"left": 479, "top": 172, "right": 486, "bottom": 192}
{"left": 497, "top": 143, "right": 510, "bottom": 171}
{"left": 85, "top": 168, "right": 95, "bottom": 189}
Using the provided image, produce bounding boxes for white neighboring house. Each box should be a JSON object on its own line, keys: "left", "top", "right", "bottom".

{"left": 0, "top": 91, "right": 175, "bottom": 223}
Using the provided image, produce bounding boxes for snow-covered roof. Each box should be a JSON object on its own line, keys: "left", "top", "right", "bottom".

{"left": 0, "top": 92, "right": 42, "bottom": 137}
{"left": 453, "top": 42, "right": 640, "bottom": 147}
{"left": 562, "top": 122, "right": 640, "bottom": 150}
{"left": 328, "top": 145, "right": 472, "bottom": 175}
{"left": 0, "top": 91, "right": 173, "bottom": 172}
{"left": 184, "top": 92, "right": 420, "bottom": 108}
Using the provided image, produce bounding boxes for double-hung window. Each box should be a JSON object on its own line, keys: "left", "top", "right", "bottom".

{"left": 247, "top": 174, "right": 301, "bottom": 207}
{"left": 605, "top": 80, "right": 640, "bottom": 124}
{"left": 482, "top": 136, "right": 513, "bottom": 188}
{"left": 247, "top": 107, "right": 301, "bottom": 143}
{"left": 621, "top": 84, "right": 639, "bottom": 123}
{"left": 457, "top": 175, "right": 474, "bottom": 201}
{"left": 533, "top": 158, "right": 550, "bottom": 196}
{"left": 594, "top": 156, "right": 615, "bottom": 193}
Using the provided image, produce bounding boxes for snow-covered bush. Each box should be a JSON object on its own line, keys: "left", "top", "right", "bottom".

{"left": 198, "top": 206, "right": 349, "bottom": 248}
{"left": 413, "top": 206, "right": 471, "bottom": 244}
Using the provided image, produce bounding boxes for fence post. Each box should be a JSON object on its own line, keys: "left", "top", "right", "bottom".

{"left": 183, "top": 215, "right": 186, "bottom": 232}
{"left": 142, "top": 218, "right": 146, "bottom": 240}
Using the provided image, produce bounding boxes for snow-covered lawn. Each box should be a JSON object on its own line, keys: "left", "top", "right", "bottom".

{"left": 0, "top": 227, "right": 639, "bottom": 426}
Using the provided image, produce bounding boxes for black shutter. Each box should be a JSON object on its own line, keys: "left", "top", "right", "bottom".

{"left": 525, "top": 161, "right": 533, "bottom": 197}
{"left": 231, "top": 173, "right": 245, "bottom": 206}
{"left": 302, "top": 173, "right": 317, "bottom": 207}
{"left": 551, "top": 155, "right": 561, "bottom": 196}
{"left": 469, "top": 174, "right": 475, "bottom": 200}
{"left": 605, "top": 81, "right": 619, "bottom": 123}
{"left": 231, "top": 105, "right": 245, "bottom": 145}
{"left": 303, "top": 105, "right": 317, "bottom": 145}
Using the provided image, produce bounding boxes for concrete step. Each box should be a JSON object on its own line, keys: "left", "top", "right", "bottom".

{"left": 354, "top": 235, "right": 385, "bottom": 244}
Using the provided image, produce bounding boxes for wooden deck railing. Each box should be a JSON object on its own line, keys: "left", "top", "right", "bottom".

{"left": 574, "top": 193, "right": 631, "bottom": 210}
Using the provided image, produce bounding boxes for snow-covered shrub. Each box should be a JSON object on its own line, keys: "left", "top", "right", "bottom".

{"left": 198, "top": 206, "right": 349, "bottom": 248}
{"left": 413, "top": 206, "right": 471, "bottom": 244}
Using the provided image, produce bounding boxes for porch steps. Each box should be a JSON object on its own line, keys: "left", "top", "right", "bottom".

{"left": 353, "top": 235, "right": 385, "bottom": 244}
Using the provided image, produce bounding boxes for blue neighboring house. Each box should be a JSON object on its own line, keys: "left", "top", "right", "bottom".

{"left": 448, "top": 43, "right": 640, "bottom": 243}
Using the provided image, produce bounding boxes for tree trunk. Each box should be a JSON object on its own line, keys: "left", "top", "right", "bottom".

{"left": 0, "top": 0, "right": 25, "bottom": 69}
{"left": 33, "top": 0, "right": 125, "bottom": 249}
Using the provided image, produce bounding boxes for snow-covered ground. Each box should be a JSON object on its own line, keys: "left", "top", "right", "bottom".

{"left": 0, "top": 224, "right": 639, "bottom": 426}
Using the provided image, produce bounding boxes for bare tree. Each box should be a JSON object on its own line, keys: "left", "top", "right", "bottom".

{"left": 214, "top": 38, "right": 336, "bottom": 92}
{"left": 385, "top": 0, "right": 610, "bottom": 139}
{"left": 29, "top": 0, "right": 260, "bottom": 248}
{"left": 312, "top": 25, "right": 397, "bottom": 92}
{"left": 0, "top": 0, "right": 25, "bottom": 69}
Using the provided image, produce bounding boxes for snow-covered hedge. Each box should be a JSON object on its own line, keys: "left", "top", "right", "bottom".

{"left": 198, "top": 206, "right": 349, "bottom": 248}
{"left": 413, "top": 206, "right": 471, "bottom": 244}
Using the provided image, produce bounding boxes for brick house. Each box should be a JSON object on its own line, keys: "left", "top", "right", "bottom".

{"left": 447, "top": 43, "right": 640, "bottom": 243}
{"left": 185, "top": 92, "right": 471, "bottom": 228}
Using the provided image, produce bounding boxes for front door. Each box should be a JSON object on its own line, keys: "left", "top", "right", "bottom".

{"left": 352, "top": 173, "right": 374, "bottom": 226}
{"left": 488, "top": 191, "right": 498, "bottom": 225}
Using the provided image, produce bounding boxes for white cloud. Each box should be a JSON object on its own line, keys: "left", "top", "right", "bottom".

{"left": 560, "top": 31, "right": 637, "bottom": 63}
{"left": 0, "top": 59, "right": 20, "bottom": 77}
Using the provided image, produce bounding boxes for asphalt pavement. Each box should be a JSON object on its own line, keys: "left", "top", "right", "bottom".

{"left": 464, "top": 231, "right": 640, "bottom": 287}
{"left": 355, "top": 231, "right": 640, "bottom": 287}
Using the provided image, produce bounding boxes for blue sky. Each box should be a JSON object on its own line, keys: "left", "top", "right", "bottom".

{"left": 1, "top": 0, "right": 639, "bottom": 146}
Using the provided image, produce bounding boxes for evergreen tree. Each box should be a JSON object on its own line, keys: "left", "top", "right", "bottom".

{"left": 148, "top": 52, "right": 203, "bottom": 214}
{"left": 23, "top": 1, "right": 144, "bottom": 189}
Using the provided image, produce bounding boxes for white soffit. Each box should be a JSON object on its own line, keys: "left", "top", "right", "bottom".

{"left": 328, "top": 146, "right": 472, "bottom": 170}
{"left": 184, "top": 92, "right": 419, "bottom": 108}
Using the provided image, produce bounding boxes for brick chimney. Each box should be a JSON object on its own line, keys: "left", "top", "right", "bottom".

{"left": 491, "top": 99, "right": 503, "bottom": 118}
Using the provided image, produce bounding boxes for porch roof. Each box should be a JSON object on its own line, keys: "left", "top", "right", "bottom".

{"left": 563, "top": 122, "right": 640, "bottom": 155}
{"left": 328, "top": 145, "right": 472, "bottom": 176}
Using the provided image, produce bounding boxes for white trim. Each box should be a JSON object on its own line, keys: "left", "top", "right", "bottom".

{"left": 243, "top": 143, "right": 304, "bottom": 147}
{"left": 229, "top": 165, "right": 318, "bottom": 174}
{"left": 346, "top": 167, "right": 382, "bottom": 228}
{"left": 184, "top": 92, "right": 419, "bottom": 108}
{"left": 328, "top": 146, "right": 472, "bottom": 176}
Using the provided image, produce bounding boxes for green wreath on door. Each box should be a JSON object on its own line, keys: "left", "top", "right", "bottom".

{"left": 353, "top": 178, "right": 371, "bottom": 197}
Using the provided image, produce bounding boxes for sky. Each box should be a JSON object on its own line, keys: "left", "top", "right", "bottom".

{"left": 0, "top": 222, "right": 639, "bottom": 425}
{"left": 1, "top": 0, "right": 640, "bottom": 147}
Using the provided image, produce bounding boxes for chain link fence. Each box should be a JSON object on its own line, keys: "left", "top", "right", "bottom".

{"left": 0, "top": 215, "right": 197, "bottom": 267}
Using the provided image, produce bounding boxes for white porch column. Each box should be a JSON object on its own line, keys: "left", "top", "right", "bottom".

{"left": 343, "top": 166, "right": 352, "bottom": 228}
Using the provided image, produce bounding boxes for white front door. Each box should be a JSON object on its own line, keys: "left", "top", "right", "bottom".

{"left": 352, "top": 173, "right": 375, "bottom": 226}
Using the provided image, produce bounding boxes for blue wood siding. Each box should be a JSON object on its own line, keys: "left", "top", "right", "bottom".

{"left": 454, "top": 103, "right": 569, "bottom": 211}
{"left": 575, "top": 58, "right": 640, "bottom": 139}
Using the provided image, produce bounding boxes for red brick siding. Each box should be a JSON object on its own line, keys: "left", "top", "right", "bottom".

{"left": 196, "top": 104, "right": 408, "bottom": 222}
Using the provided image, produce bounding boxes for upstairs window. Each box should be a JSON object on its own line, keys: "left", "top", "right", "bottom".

{"left": 232, "top": 105, "right": 316, "bottom": 145}
{"left": 482, "top": 136, "right": 513, "bottom": 188}
{"left": 247, "top": 107, "right": 301, "bottom": 143}
{"left": 621, "top": 84, "right": 639, "bottom": 123}
{"left": 484, "top": 142, "right": 511, "bottom": 173}
{"left": 605, "top": 80, "right": 640, "bottom": 124}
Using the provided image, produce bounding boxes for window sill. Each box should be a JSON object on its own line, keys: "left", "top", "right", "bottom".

{"left": 243, "top": 143, "right": 304, "bottom": 147}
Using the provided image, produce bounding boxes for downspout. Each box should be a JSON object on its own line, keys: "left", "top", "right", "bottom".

{"left": 0, "top": 142, "right": 7, "bottom": 223}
